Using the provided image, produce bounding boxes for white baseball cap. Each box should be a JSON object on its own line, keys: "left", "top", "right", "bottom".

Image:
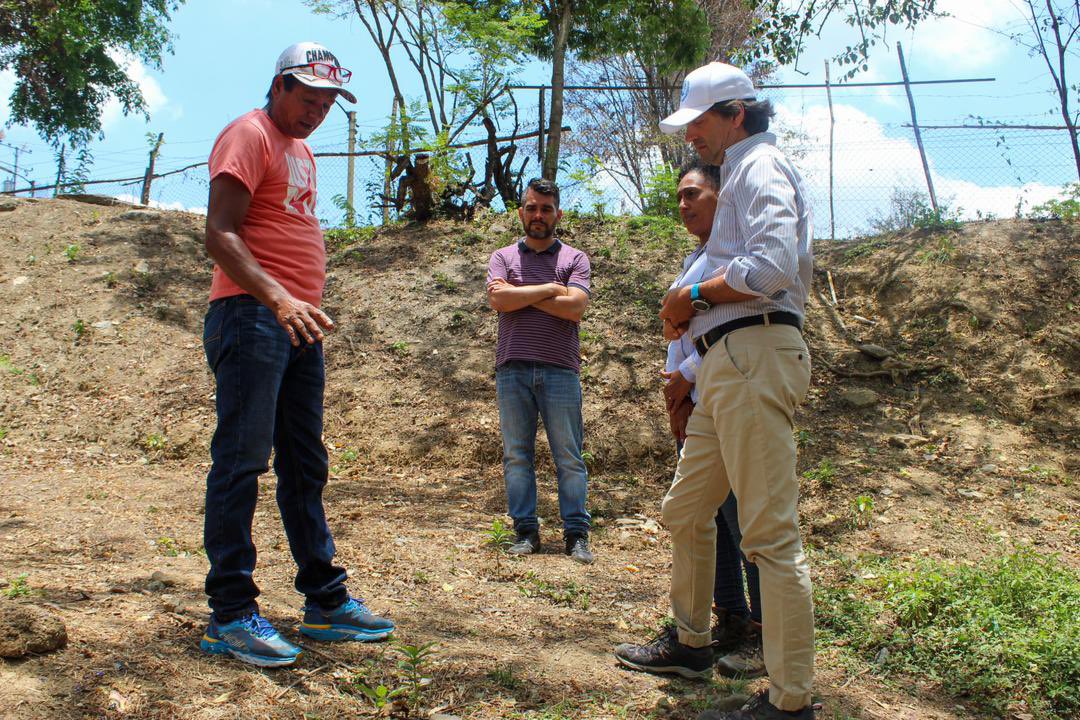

{"left": 275, "top": 41, "right": 357, "bottom": 104}
{"left": 659, "top": 62, "right": 756, "bottom": 134}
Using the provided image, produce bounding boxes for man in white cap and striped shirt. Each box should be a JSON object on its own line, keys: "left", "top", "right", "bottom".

{"left": 614, "top": 61, "right": 814, "bottom": 720}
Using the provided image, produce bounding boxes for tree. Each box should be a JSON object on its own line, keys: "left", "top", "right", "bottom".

{"left": 1012, "top": 1, "right": 1080, "bottom": 181}
{"left": 310, "top": 0, "right": 541, "bottom": 217}
{"left": 0, "top": 0, "right": 182, "bottom": 148}
{"left": 468, "top": 0, "right": 711, "bottom": 180}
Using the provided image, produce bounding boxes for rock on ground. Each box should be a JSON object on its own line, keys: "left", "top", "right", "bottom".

{"left": 0, "top": 603, "right": 67, "bottom": 658}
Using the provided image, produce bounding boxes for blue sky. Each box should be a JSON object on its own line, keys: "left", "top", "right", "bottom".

{"left": 0, "top": 0, "right": 1075, "bottom": 232}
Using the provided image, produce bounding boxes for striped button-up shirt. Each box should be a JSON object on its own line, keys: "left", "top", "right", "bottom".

{"left": 688, "top": 131, "right": 814, "bottom": 342}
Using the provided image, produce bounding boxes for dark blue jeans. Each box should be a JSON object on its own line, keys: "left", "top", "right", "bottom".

{"left": 496, "top": 361, "right": 590, "bottom": 538}
{"left": 202, "top": 296, "right": 348, "bottom": 622}
{"left": 678, "top": 439, "right": 761, "bottom": 622}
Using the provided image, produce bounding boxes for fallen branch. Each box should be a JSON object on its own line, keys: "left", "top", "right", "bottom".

{"left": 274, "top": 663, "right": 331, "bottom": 699}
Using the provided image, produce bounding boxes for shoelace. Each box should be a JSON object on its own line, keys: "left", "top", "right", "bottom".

{"left": 241, "top": 613, "right": 277, "bottom": 639}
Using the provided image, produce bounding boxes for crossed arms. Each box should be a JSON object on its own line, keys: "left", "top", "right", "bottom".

{"left": 486, "top": 278, "right": 590, "bottom": 322}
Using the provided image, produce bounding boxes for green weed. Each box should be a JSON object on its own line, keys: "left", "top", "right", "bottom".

{"left": 143, "top": 433, "right": 166, "bottom": 452}
{"left": 804, "top": 459, "right": 838, "bottom": 488}
{"left": 389, "top": 341, "right": 409, "bottom": 356}
{"left": 156, "top": 537, "right": 180, "bottom": 557}
{"left": 488, "top": 665, "right": 520, "bottom": 690}
{"left": 0, "top": 428, "right": 7, "bottom": 441}
{"left": 72, "top": 318, "right": 86, "bottom": 341}
{"left": 339, "top": 447, "right": 359, "bottom": 464}
{"left": 850, "top": 495, "right": 875, "bottom": 528}
{"left": 103, "top": 271, "right": 118, "bottom": 288}
{"left": 64, "top": 243, "right": 80, "bottom": 261}
{"left": 816, "top": 549, "right": 1080, "bottom": 719}
{"left": 3, "top": 574, "right": 31, "bottom": 598}
{"left": 433, "top": 271, "right": 458, "bottom": 291}
{"left": 795, "top": 429, "right": 813, "bottom": 448}
{"left": 518, "top": 571, "right": 590, "bottom": 610}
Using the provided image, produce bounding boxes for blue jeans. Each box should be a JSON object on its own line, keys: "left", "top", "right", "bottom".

{"left": 202, "top": 296, "right": 348, "bottom": 622}
{"left": 678, "top": 439, "right": 761, "bottom": 622}
{"left": 496, "top": 361, "right": 590, "bottom": 538}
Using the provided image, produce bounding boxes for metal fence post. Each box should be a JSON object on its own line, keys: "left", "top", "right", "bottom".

{"left": 346, "top": 111, "right": 356, "bottom": 227}
{"left": 897, "top": 42, "right": 939, "bottom": 212}
{"left": 825, "top": 60, "right": 836, "bottom": 240}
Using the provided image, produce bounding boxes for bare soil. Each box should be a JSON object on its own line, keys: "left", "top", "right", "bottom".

{"left": 0, "top": 197, "right": 1076, "bottom": 719}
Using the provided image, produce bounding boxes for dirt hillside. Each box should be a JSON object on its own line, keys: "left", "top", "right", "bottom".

{"left": 0, "top": 196, "right": 1076, "bottom": 719}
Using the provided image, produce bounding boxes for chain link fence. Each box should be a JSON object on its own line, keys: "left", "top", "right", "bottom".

{"left": 11, "top": 86, "right": 1077, "bottom": 239}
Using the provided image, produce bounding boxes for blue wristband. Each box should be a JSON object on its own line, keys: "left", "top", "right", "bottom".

{"left": 690, "top": 283, "right": 700, "bottom": 301}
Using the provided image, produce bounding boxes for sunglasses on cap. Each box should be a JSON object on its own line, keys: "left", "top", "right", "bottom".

{"left": 280, "top": 62, "right": 353, "bottom": 84}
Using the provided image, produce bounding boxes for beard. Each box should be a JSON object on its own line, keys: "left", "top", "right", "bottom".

{"left": 524, "top": 220, "right": 555, "bottom": 239}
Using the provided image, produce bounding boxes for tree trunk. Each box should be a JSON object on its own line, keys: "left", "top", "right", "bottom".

{"left": 541, "top": 0, "right": 573, "bottom": 181}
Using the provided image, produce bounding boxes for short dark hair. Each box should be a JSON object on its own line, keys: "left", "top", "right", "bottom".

{"left": 677, "top": 159, "right": 723, "bottom": 190}
{"left": 265, "top": 74, "right": 300, "bottom": 102}
{"left": 708, "top": 98, "right": 775, "bottom": 135}
{"left": 521, "top": 177, "right": 560, "bottom": 208}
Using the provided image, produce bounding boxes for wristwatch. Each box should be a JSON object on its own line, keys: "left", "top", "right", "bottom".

{"left": 690, "top": 283, "right": 712, "bottom": 312}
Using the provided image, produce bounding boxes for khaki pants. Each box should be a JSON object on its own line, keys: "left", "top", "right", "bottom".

{"left": 662, "top": 323, "right": 813, "bottom": 711}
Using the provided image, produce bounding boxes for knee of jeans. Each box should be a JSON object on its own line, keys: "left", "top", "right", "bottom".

{"left": 739, "top": 524, "right": 802, "bottom": 567}
{"left": 661, "top": 494, "right": 700, "bottom": 530}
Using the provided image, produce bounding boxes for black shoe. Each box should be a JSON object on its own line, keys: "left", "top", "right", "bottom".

{"left": 614, "top": 626, "right": 713, "bottom": 680}
{"left": 507, "top": 529, "right": 540, "bottom": 555}
{"left": 711, "top": 608, "right": 753, "bottom": 652}
{"left": 716, "top": 623, "right": 766, "bottom": 678}
{"left": 565, "top": 534, "right": 594, "bottom": 564}
{"left": 696, "top": 690, "right": 812, "bottom": 719}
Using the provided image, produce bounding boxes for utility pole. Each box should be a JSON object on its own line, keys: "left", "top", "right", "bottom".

{"left": 54, "top": 146, "right": 66, "bottom": 198}
{"left": 1, "top": 141, "right": 30, "bottom": 196}
{"left": 141, "top": 133, "right": 165, "bottom": 205}
{"left": 346, "top": 111, "right": 357, "bottom": 227}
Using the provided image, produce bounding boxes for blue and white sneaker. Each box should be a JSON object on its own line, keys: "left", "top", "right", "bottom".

{"left": 299, "top": 596, "right": 395, "bottom": 642}
{"left": 200, "top": 613, "right": 302, "bottom": 667}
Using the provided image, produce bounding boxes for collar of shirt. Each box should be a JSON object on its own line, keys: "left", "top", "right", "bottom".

{"left": 517, "top": 238, "right": 562, "bottom": 255}
{"left": 722, "top": 131, "right": 777, "bottom": 171}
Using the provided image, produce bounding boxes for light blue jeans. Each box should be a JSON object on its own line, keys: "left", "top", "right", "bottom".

{"left": 496, "top": 361, "right": 590, "bottom": 538}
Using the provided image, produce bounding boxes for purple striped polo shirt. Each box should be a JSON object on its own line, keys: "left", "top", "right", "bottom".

{"left": 487, "top": 238, "right": 591, "bottom": 372}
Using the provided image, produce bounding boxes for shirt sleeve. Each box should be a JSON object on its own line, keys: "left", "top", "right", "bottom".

{"left": 486, "top": 250, "right": 508, "bottom": 284}
{"left": 722, "top": 154, "right": 800, "bottom": 298}
{"left": 208, "top": 118, "right": 270, "bottom": 196}
{"left": 678, "top": 347, "right": 701, "bottom": 384}
{"left": 567, "top": 251, "right": 591, "bottom": 295}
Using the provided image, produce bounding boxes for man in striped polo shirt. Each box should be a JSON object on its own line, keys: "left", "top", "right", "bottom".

{"left": 614, "top": 63, "right": 814, "bottom": 720}
{"left": 486, "top": 178, "right": 594, "bottom": 564}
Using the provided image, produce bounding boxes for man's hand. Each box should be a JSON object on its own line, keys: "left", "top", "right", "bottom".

{"left": 660, "top": 285, "right": 694, "bottom": 328}
{"left": 271, "top": 294, "right": 335, "bottom": 346}
{"left": 668, "top": 397, "right": 694, "bottom": 442}
{"left": 663, "top": 317, "right": 687, "bottom": 341}
{"left": 661, "top": 369, "right": 693, "bottom": 412}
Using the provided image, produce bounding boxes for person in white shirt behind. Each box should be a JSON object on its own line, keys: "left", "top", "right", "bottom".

{"left": 662, "top": 160, "right": 764, "bottom": 678}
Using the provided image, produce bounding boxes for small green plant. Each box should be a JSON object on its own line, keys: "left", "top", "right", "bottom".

{"left": 0, "top": 427, "right": 7, "bottom": 441}
{"left": 1030, "top": 182, "right": 1080, "bottom": 221}
{"left": 851, "top": 495, "right": 875, "bottom": 528}
{"left": 394, "top": 642, "right": 437, "bottom": 713}
{"left": 488, "top": 665, "right": 520, "bottom": 690}
{"left": 143, "top": 433, "right": 166, "bottom": 452}
{"left": 795, "top": 429, "right": 813, "bottom": 448}
{"left": 156, "top": 536, "right": 180, "bottom": 557}
{"left": 354, "top": 680, "right": 406, "bottom": 710}
{"left": 389, "top": 341, "right": 409, "bottom": 356}
{"left": 72, "top": 318, "right": 86, "bottom": 341}
{"left": 3, "top": 574, "right": 31, "bottom": 598}
{"left": 485, "top": 518, "right": 515, "bottom": 551}
{"left": 412, "top": 570, "right": 430, "bottom": 584}
{"left": 919, "top": 235, "right": 958, "bottom": 263}
{"left": 64, "top": 243, "right": 80, "bottom": 261}
{"left": 103, "top": 271, "right": 118, "bottom": 288}
{"left": 578, "top": 328, "right": 599, "bottom": 343}
{"left": 518, "top": 571, "right": 590, "bottom": 610}
{"left": 580, "top": 450, "right": 595, "bottom": 469}
{"left": 339, "top": 447, "right": 359, "bottom": 464}
{"left": 640, "top": 162, "right": 680, "bottom": 219}
{"left": 803, "top": 459, "right": 837, "bottom": 487}
{"left": 432, "top": 271, "right": 458, "bottom": 291}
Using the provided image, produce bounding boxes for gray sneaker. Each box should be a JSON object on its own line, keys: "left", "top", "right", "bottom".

{"left": 507, "top": 529, "right": 540, "bottom": 555}
{"left": 716, "top": 636, "right": 766, "bottom": 678}
{"left": 696, "top": 690, "right": 812, "bottom": 719}
{"left": 565, "top": 534, "right": 594, "bottom": 564}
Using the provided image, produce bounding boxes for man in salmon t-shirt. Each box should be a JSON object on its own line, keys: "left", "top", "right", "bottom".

{"left": 198, "top": 42, "right": 394, "bottom": 668}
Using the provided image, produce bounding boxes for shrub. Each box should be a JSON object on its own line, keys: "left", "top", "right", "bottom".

{"left": 1030, "top": 183, "right": 1080, "bottom": 221}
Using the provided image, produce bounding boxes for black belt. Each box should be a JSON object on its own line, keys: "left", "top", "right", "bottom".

{"left": 693, "top": 311, "right": 802, "bottom": 356}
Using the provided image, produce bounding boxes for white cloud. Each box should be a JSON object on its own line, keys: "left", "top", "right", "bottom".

{"left": 907, "top": 0, "right": 1019, "bottom": 71}
{"left": 773, "top": 101, "right": 1061, "bottom": 236}
{"left": 113, "top": 191, "right": 207, "bottom": 215}
{"left": 101, "top": 52, "right": 168, "bottom": 129}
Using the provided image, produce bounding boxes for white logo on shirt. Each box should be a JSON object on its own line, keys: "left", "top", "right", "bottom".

{"left": 284, "top": 153, "right": 316, "bottom": 216}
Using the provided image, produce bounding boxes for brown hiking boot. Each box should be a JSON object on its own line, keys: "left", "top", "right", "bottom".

{"left": 716, "top": 622, "right": 766, "bottom": 678}
{"left": 711, "top": 608, "right": 753, "bottom": 653}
